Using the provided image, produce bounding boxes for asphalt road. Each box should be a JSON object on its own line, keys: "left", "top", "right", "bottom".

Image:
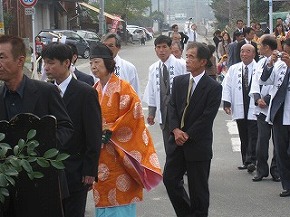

{"left": 75, "top": 36, "right": 290, "bottom": 217}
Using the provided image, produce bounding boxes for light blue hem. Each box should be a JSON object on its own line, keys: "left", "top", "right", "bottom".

{"left": 95, "top": 204, "right": 136, "bottom": 217}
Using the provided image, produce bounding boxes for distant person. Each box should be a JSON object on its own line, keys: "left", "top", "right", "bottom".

{"left": 170, "top": 24, "right": 189, "bottom": 50}
{"left": 236, "top": 27, "right": 259, "bottom": 63}
{"left": 228, "top": 31, "right": 244, "bottom": 67}
{"left": 217, "top": 31, "right": 231, "bottom": 60}
{"left": 66, "top": 42, "right": 94, "bottom": 85}
{"left": 34, "top": 36, "right": 44, "bottom": 73}
{"left": 206, "top": 44, "right": 218, "bottom": 80}
{"left": 232, "top": 19, "right": 245, "bottom": 40}
{"left": 171, "top": 40, "right": 186, "bottom": 64}
{"left": 102, "top": 33, "right": 140, "bottom": 95}
{"left": 42, "top": 42, "right": 102, "bottom": 217}
{"left": 213, "top": 29, "right": 222, "bottom": 50}
{"left": 255, "top": 23, "right": 264, "bottom": 38}
{"left": 184, "top": 20, "right": 198, "bottom": 43}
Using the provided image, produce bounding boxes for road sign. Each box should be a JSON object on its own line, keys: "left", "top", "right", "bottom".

{"left": 19, "top": 0, "right": 38, "bottom": 8}
{"left": 25, "top": 7, "right": 34, "bottom": 15}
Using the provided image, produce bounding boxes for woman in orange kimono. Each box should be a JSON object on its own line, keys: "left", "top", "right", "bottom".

{"left": 90, "top": 43, "right": 163, "bottom": 217}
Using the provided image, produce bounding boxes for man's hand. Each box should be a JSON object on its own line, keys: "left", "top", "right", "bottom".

{"left": 224, "top": 107, "right": 231, "bottom": 115}
{"left": 268, "top": 50, "right": 280, "bottom": 67}
{"left": 257, "top": 99, "right": 267, "bottom": 108}
{"left": 280, "top": 51, "right": 290, "bottom": 67}
{"left": 82, "top": 176, "right": 95, "bottom": 190}
{"left": 172, "top": 128, "right": 189, "bottom": 146}
{"left": 147, "top": 115, "right": 155, "bottom": 125}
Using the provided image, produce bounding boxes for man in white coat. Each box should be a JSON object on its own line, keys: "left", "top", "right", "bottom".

{"left": 102, "top": 33, "right": 140, "bottom": 95}
{"left": 249, "top": 34, "right": 280, "bottom": 182}
{"left": 222, "top": 44, "right": 258, "bottom": 173}
{"left": 259, "top": 38, "right": 290, "bottom": 197}
{"left": 143, "top": 35, "right": 187, "bottom": 154}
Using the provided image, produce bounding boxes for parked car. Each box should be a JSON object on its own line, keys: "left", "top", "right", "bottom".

{"left": 37, "top": 29, "right": 91, "bottom": 59}
{"left": 76, "top": 30, "right": 100, "bottom": 48}
{"left": 127, "top": 25, "right": 153, "bottom": 40}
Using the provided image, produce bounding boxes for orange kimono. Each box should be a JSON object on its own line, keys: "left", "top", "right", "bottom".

{"left": 93, "top": 74, "right": 162, "bottom": 208}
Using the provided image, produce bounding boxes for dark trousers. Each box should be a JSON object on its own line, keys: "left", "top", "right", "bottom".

{"left": 163, "top": 147, "right": 211, "bottom": 217}
{"left": 256, "top": 113, "right": 279, "bottom": 177}
{"left": 236, "top": 119, "right": 258, "bottom": 165}
{"left": 272, "top": 108, "right": 290, "bottom": 190}
{"left": 63, "top": 188, "right": 88, "bottom": 217}
{"left": 161, "top": 118, "right": 170, "bottom": 155}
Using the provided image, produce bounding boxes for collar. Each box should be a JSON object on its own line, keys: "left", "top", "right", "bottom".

{"left": 114, "top": 54, "right": 121, "bottom": 63}
{"left": 162, "top": 54, "right": 175, "bottom": 68}
{"left": 190, "top": 71, "right": 205, "bottom": 86}
{"left": 245, "top": 39, "right": 251, "bottom": 44}
{"left": 242, "top": 61, "right": 255, "bottom": 71}
{"left": 3, "top": 75, "right": 26, "bottom": 99}
{"left": 54, "top": 74, "right": 72, "bottom": 96}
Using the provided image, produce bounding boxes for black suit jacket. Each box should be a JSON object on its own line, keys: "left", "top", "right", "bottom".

{"left": 179, "top": 32, "right": 189, "bottom": 50}
{"left": 0, "top": 75, "right": 74, "bottom": 148}
{"left": 168, "top": 73, "right": 222, "bottom": 161}
{"left": 62, "top": 78, "right": 102, "bottom": 192}
{"left": 74, "top": 68, "right": 94, "bottom": 86}
{"left": 236, "top": 40, "right": 259, "bottom": 63}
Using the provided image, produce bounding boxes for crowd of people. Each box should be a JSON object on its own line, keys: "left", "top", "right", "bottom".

{"left": 1, "top": 15, "right": 290, "bottom": 217}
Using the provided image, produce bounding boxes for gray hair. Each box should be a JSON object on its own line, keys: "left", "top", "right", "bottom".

{"left": 101, "top": 33, "right": 122, "bottom": 48}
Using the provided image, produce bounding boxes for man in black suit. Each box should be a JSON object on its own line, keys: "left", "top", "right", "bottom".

{"left": 232, "top": 19, "right": 245, "bottom": 40}
{"left": 66, "top": 42, "right": 95, "bottom": 86}
{"left": 170, "top": 24, "right": 189, "bottom": 50}
{"left": 163, "top": 42, "right": 222, "bottom": 217}
{"left": 236, "top": 27, "right": 259, "bottom": 64}
{"left": 0, "top": 35, "right": 74, "bottom": 216}
{"left": 42, "top": 42, "right": 102, "bottom": 217}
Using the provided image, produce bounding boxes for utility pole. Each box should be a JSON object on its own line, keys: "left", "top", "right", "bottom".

{"left": 99, "top": 0, "right": 105, "bottom": 36}
{"left": 0, "top": 0, "right": 5, "bottom": 34}
{"left": 247, "top": 0, "right": 250, "bottom": 27}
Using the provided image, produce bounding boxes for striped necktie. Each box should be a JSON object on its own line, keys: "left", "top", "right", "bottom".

{"left": 181, "top": 78, "right": 194, "bottom": 128}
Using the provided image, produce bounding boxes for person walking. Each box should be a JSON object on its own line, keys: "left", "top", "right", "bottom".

{"left": 259, "top": 38, "right": 290, "bottom": 197}
{"left": 222, "top": 44, "right": 258, "bottom": 173}
{"left": 249, "top": 34, "right": 280, "bottom": 182}
{"left": 42, "top": 42, "right": 103, "bottom": 217}
{"left": 163, "top": 42, "right": 222, "bottom": 217}
{"left": 143, "top": 35, "right": 187, "bottom": 154}
{"left": 102, "top": 33, "right": 140, "bottom": 95}
{"left": 90, "top": 43, "right": 162, "bottom": 216}
{"left": 0, "top": 35, "right": 74, "bottom": 216}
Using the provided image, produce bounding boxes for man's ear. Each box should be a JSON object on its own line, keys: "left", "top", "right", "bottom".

{"left": 17, "top": 56, "right": 26, "bottom": 67}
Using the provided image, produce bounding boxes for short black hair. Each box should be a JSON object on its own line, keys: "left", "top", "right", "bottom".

{"left": 42, "top": 42, "right": 72, "bottom": 66}
{"left": 154, "top": 35, "right": 172, "bottom": 47}
{"left": 244, "top": 27, "right": 255, "bottom": 36}
{"left": 171, "top": 24, "right": 178, "bottom": 29}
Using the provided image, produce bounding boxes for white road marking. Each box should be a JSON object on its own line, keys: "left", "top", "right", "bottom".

{"left": 226, "top": 120, "right": 241, "bottom": 152}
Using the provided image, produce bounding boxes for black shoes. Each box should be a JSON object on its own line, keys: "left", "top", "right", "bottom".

{"left": 279, "top": 190, "right": 290, "bottom": 197}
{"left": 272, "top": 176, "right": 281, "bottom": 182}
{"left": 247, "top": 163, "right": 256, "bottom": 173}
{"left": 238, "top": 165, "right": 247, "bottom": 170}
{"left": 252, "top": 175, "right": 268, "bottom": 182}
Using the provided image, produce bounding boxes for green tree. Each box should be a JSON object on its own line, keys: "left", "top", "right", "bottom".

{"left": 0, "top": 130, "right": 69, "bottom": 203}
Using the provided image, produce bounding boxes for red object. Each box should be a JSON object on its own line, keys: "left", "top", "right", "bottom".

{"left": 19, "top": 0, "right": 38, "bottom": 8}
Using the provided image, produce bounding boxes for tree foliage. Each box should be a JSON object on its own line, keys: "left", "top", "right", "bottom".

{"left": 0, "top": 130, "right": 69, "bottom": 204}
{"left": 210, "top": 0, "right": 290, "bottom": 31}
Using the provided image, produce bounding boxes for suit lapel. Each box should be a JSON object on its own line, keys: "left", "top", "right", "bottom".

{"left": 62, "top": 78, "right": 77, "bottom": 106}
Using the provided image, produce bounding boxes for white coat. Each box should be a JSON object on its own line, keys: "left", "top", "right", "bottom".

{"left": 114, "top": 54, "right": 140, "bottom": 96}
{"left": 143, "top": 54, "right": 187, "bottom": 124}
{"left": 259, "top": 60, "right": 290, "bottom": 124}
{"left": 222, "top": 60, "right": 257, "bottom": 120}
{"left": 249, "top": 57, "right": 273, "bottom": 116}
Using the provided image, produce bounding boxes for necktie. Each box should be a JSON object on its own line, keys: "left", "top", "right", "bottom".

{"left": 243, "top": 66, "right": 249, "bottom": 91}
{"left": 181, "top": 78, "right": 194, "bottom": 128}
{"left": 163, "top": 64, "right": 169, "bottom": 87}
{"left": 193, "top": 31, "right": 196, "bottom": 42}
{"left": 270, "top": 68, "right": 290, "bottom": 122}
